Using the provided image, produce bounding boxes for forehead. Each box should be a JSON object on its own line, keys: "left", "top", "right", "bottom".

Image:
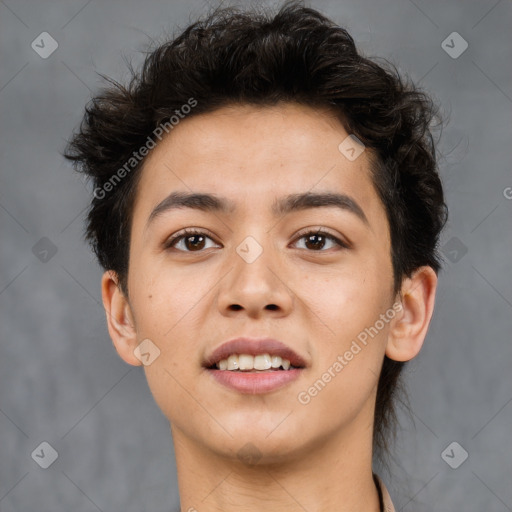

{"left": 155, "top": 103, "right": 353, "bottom": 173}
{"left": 132, "top": 102, "right": 384, "bottom": 226}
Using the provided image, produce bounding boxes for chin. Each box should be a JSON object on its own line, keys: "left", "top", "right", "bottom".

{"left": 205, "top": 427, "right": 311, "bottom": 465}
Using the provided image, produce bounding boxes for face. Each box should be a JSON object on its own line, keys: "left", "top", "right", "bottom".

{"left": 113, "top": 103, "right": 400, "bottom": 462}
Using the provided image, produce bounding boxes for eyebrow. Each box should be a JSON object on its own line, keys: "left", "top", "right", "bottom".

{"left": 146, "top": 190, "right": 369, "bottom": 228}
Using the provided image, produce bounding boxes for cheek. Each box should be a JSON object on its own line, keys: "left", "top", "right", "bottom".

{"left": 296, "top": 277, "right": 389, "bottom": 429}
{"left": 297, "top": 254, "right": 392, "bottom": 392}
{"left": 131, "top": 262, "right": 210, "bottom": 428}
{"left": 301, "top": 255, "right": 390, "bottom": 337}
{"left": 129, "top": 253, "right": 209, "bottom": 337}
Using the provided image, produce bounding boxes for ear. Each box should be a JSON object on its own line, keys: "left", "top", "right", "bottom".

{"left": 385, "top": 266, "right": 438, "bottom": 362}
{"left": 101, "top": 270, "right": 142, "bottom": 367}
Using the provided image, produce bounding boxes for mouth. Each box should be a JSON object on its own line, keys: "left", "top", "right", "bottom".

{"left": 203, "top": 337, "right": 307, "bottom": 394}
{"left": 206, "top": 354, "right": 301, "bottom": 372}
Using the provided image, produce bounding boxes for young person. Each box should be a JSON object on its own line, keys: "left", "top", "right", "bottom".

{"left": 65, "top": 2, "right": 447, "bottom": 510}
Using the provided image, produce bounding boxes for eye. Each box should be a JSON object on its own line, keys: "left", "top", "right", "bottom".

{"left": 164, "top": 228, "right": 220, "bottom": 252}
{"left": 292, "top": 229, "right": 348, "bottom": 251}
{"left": 164, "top": 227, "right": 348, "bottom": 253}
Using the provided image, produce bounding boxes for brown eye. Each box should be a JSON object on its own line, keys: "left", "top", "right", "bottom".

{"left": 293, "top": 230, "right": 347, "bottom": 251}
{"left": 182, "top": 234, "right": 207, "bottom": 251}
{"left": 165, "top": 229, "right": 220, "bottom": 252}
{"left": 304, "top": 233, "right": 328, "bottom": 250}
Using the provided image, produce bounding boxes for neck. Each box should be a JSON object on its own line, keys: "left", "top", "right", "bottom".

{"left": 171, "top": 423, "right": 380, "bottom": 512}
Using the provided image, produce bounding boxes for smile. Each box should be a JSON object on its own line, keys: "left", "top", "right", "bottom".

{"left": 213, "top": 353, "right": 296, "bottom": 371}
{"left": 203, "top": 337, "right": 307, "bottom": 394}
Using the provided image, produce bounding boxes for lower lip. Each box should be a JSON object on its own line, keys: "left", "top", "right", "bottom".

{"left": 207, "top": 368, "right": 303, "bottom": 394}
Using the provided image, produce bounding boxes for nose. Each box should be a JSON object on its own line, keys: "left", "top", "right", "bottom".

{"left": 216, "top": 238, "right": 294, "bottom": 319}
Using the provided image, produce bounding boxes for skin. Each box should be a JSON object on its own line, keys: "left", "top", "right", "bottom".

{"left": 101, "top": 102, "right": 437, "bottom": 512}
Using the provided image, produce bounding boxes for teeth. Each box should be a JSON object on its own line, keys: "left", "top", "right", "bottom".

{"left": 238, "top": 354, "right": 254, "bottom": 370}
{"left": 254, "top": 354, "right": 272, "bottom": 370}
{"left": 215, "top": 354, "right": 293, "bottom": 371}
{"left": 227, "top": 355, "right": 239, "bottom": 370}
{"left": 271, "top": 355, "right": 282, "bottom": 369}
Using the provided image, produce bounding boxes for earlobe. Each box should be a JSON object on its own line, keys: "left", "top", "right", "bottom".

{"left": 385, "top": 266, "right": 438, "bottom": 362}
{"left": 101, "top": 271, "right": 142, "bottom": 367}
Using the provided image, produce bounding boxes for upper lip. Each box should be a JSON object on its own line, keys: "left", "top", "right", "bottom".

{"left": 203, "top": 337, "right": 308, "bottom": 369}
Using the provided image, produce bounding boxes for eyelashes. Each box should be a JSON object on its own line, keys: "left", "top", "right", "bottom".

{"left": 164, "top": 228, "right": 218, "bottom": 252}
{"left": 293, "top": 228, "right": 349, "bottom": 251}
{"left": 164, "top": 227, "right": 349, "bottom": 253}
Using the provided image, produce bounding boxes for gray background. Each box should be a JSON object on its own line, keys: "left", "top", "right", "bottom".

{"left": 1, "top": 0, "right": 511, "bottom": 511}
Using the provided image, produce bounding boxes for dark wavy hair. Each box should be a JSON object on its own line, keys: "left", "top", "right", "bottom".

{"left": 64, "top": 0, "right": 448, "bottom": 461}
